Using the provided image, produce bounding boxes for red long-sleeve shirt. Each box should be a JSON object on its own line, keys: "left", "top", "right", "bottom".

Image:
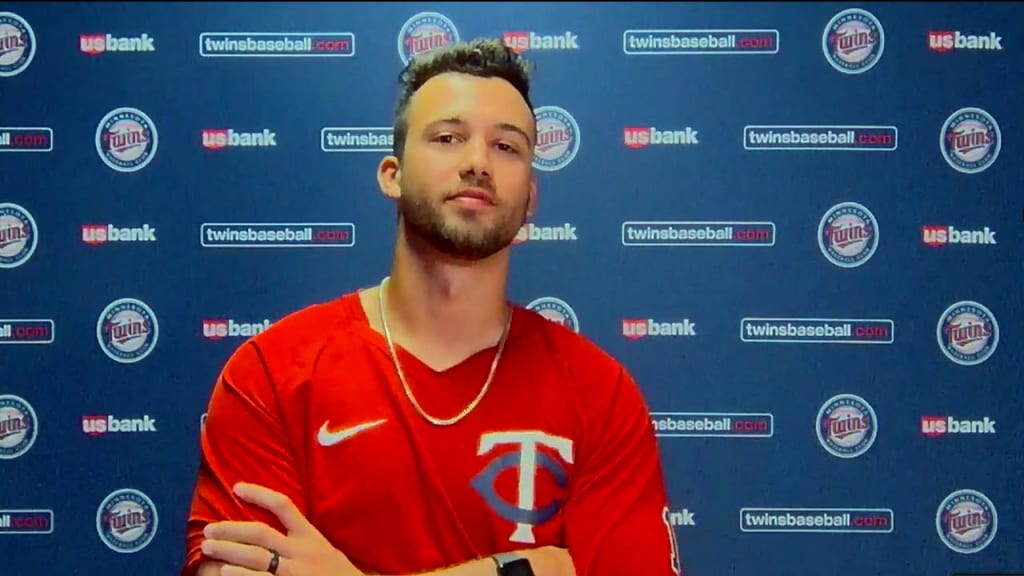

{"left": 182, "top": 291, "right": 682, "bottom": 576}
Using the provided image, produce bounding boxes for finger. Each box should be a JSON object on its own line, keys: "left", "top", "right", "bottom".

{"left": 220, "top": 564, "right": 271, "bottom": 576}
{"left": 202, "top": 539, "right": 276, "bottom": 573}
{"left": 204, "top": 521, "right": 289, "bottom": 554}
{"left": 234, "top": 483, "right": 311, "bottom": 536}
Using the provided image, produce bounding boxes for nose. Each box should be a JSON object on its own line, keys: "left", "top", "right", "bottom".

{"left": 458, "top": 136, "right": 493, "bottom": 180}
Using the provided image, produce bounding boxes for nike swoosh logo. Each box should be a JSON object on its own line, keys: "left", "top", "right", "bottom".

{"left": 317, "top": 418, "right": 387, "bottom": 447}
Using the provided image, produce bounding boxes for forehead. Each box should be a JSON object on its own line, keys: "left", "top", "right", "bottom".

{"left": 407, "top": 72, "right": 534, "bottom": 134}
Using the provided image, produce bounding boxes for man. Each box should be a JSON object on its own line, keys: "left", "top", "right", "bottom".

{"left": 183, "top": 38, "right": 683, "bottom": 576}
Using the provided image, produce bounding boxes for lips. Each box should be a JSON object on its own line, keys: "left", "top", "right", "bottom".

{"left": 448, "top": 188, "right": 496, "bottom": 205}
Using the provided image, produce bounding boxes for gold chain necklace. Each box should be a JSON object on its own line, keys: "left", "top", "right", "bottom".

{"left": 378, "top": 276, "right": 512, "bottom": 426}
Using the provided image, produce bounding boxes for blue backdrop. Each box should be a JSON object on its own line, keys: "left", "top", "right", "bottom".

{"left": 2, "top": 2, "right": 1022, "bottom": 575}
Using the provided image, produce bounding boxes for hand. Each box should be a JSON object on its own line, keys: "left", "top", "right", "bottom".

{"left": 201, "top": 482, "right": 364, "bottom": 576}
{"left": 530, "top": 546, "right": 577, "bottom": 576}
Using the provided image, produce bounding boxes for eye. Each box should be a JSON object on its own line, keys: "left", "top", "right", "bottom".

{"left": 496, "top": 142, "right": 520, "bottom": 154}
{"left": 433, "top": 133, "right": 461, "bottom": 144}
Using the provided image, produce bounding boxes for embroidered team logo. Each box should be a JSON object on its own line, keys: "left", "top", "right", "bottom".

{"left": 397, "top": 12, "right": 458, "bottom": 66}
{"left": 822, "top": 8, "right": 884, "bottom": 74}
{"left": 470, "top": 431, "right": 573, "bottom": 544}
{"left": 0, "top": 394, "right": 38, "bottom": 460}
{"left": 0, "top": 202, "right": 38, "bottom": 269}
{"left": 940, "top": 107, "right": 1001, "bottom": 174}
{"left": 936, "top": 301, "right": 998, "bottom": 366}
{"left": 816, "top": 393, "right": 877, "bottom": 458}
{"left": 96, "top": 488, "right": 159, "bottom": 553}
{"left": 95, "top": 107, "right": 159, "bottom": 172}
{"left": 532, "top": 106, "right": 581, "bottom": 172}
{"left": 0, "top": 12, "right": 36, "bottom": 77}
{"left": 818, "top": 201, "right": 878, "bottom": 268}
{"left": 96, "top": 298, "right": 159, "bottom": 363}
{"left": 936, "top": 489, "right": 997, "bottom": 554}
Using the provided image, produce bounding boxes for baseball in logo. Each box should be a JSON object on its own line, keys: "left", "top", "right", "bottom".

{"left": 0, "top": 12, "right": 36, "bottom": 77}
{"left": 822, "top": 8, "right": 884, "bottom": 74}
{"left": 936, "top": 489, "right": 997, "bottom": 554}
{"left": 936, "top": 301, "right": 998, "bottom": 366}
{"left": 816, "top": 393, "right": 877, "bottom": 459}
{"left": 940, "top": 107, "right": 1001, "bottom": 174}
{"left": 532, "top": 106, "right": 581, "bottom": 172}
{"left": 0, "top": 202, "right": 38, "bottom": 269}
{"left": 397, "top": 12, "right": 458, "bottom": 66}
{"left": 95, "top": 107, "right": 159, "bottom": 172}
{"left": 526, "top": 296, "right": 580, "bottom": 334}
{"left": 818, "top": 201, "right": 879, "bottom": 268}
{"left": 0, "top": 394, "right": 38, "bottom": 460}
{"left": 96, "top": 488, "right": 159, "bottom": 553}
{"left": 96, "top": 298, "right": 159, "bottom": 363}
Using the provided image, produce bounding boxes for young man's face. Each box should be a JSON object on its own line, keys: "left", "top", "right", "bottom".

{"left": 391, "top": 71, "right": 537, "bottom": 261}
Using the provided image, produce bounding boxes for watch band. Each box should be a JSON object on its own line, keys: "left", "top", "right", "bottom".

{"left": 492, "top": 552, "right": 535, "bottom": 576}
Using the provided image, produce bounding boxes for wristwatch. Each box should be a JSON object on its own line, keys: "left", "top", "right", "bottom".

{"left": 492, "top": 552, "right": 535, "bottom": 576}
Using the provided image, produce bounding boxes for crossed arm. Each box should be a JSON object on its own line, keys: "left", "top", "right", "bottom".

{"left": 192, "top": 482, "right": 572, "bottom": 576}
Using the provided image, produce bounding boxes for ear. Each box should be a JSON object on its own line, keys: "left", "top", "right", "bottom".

{"left": 377, "top": 155, "right": 402, "bottom": 200}
{"left": 525, "top": 174, "right": 538, "bottom": 220}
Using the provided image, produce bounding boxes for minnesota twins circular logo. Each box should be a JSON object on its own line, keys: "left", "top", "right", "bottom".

{"left": 936, "top": 301, "right": 998, "bottom": 366}
{"left": 940, "top": 107, "right": 1001, "bottom": 174}
{"left": 96, "top": 298, "right": 159, "bottom": 363}
{"left": 0, "top": 394, "right": 38, "bottom": 460}
{"left": 397, "top": 12, "right": 459, "bottom": 66}
{"left": 95, "top": 107, "right": 159, "bottom": 173}
{"left": 533, "top": 106, "right": 581, "bottom": 172}
{"left": 0, "top": 12, "right": 36, "bottom": 77}
{"left": 0, "top": 202, "right": 38, "bottom": 269}
{"left": 817, "top": 201, "right": 879, "bottom": 268}
{"left": 936, "top": 489, "right": 997, "bottom": 554}
{"left": 526, "top": 296, "right": 580, "bottom": 334}
{"left": 822, "top": 8, "right": 884, "bottom": 74}
{"left": 96, "top": 488, "right": 159, "bottom": 553}
{"left": 816, "top": 393, "right": 877, "bottom": 459}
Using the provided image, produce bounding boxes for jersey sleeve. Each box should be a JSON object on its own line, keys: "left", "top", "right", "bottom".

{"left": 181, "top": 340, "right": 306, "bottom": 576}
{"left": 563, "top": 365, "right": 683, "bottom": 576}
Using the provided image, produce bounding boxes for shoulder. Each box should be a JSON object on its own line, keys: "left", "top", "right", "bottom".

{"left": 515, "top": 304, "right": 640, "bottom": 403}
{"left": 219, "top": 290, "right": 368, "bottom": 385}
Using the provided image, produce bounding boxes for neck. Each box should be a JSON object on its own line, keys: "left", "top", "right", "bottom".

{"left": 380, "top": 224, "right": 512, "bottom": 348}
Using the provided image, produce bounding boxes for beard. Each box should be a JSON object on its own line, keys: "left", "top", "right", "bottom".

{"left": 398, "top": 178, "right": 528, "bottom": 261}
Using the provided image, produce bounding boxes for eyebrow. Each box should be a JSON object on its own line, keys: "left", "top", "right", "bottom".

{"left": 424, "top": 117, "right": 533, "bottom": 147}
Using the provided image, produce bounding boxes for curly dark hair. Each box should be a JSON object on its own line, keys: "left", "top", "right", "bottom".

{"left": 391, "top": 38, "right": 534, "bottom": 159}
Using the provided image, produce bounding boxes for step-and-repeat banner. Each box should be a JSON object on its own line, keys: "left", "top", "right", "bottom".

{"left": 2, "top": 2, "right": 1021, "bottom": 575}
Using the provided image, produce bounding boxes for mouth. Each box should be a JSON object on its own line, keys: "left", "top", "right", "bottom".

{"left": 447, "top": 188, "right": 496, "bottom": 207}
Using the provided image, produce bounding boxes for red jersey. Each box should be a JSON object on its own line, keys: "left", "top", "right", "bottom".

{"left": 182, "top": 291, "right": 682, "bottom": 576}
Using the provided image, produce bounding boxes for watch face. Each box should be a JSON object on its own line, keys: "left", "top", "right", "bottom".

{"left": 501, "top": 558, "right": 535, "bottom": 576}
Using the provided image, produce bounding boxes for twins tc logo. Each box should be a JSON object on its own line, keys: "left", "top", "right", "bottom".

{"left": 96, "top": 298, "right": 159, "bottom": 363}
{"left": 0, "top": 394, "right": 38, "bottom": 460}
{"left": 471, "top": 431, "right": 573, "bottom": 544}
